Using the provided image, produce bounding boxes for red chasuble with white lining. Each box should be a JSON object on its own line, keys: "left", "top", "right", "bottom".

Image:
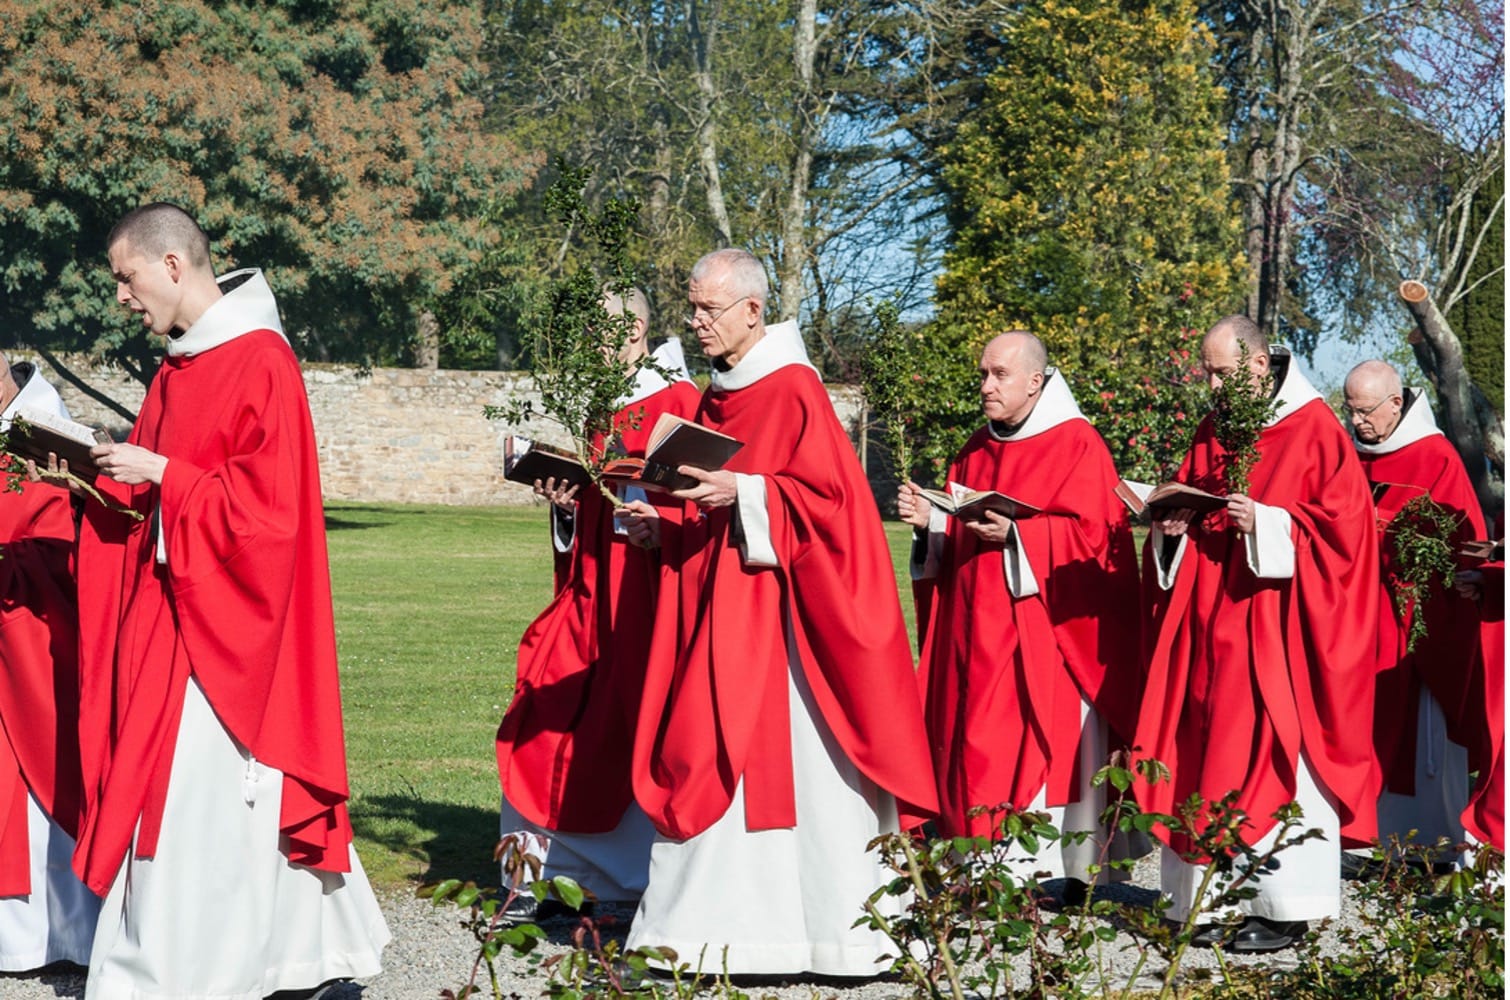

{"left": 73, "top": 272, "right": 352, "bottom": 895}
{"left": 497, "top": 362, "right": 700, "bottom": 833}
{"left": 633, "top": 327, "right": 937, "bottom": 839}
{"left": 914, "top": 373, "right": 1141, "bottom": 837}
{"left": 1354, "top": 391, "right": 1490, "bottom": 799}
{"left": 1133, "top": 357, "right": 1380, "bottom": 853}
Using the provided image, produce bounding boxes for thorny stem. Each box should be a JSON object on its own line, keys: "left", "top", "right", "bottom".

{"left": 899, "top": 834, "right": 967, "bottom": 1000}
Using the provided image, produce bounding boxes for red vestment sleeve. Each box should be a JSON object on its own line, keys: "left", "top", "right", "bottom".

{"left": 0, "top": 481, "right": 83, "bottom": 894}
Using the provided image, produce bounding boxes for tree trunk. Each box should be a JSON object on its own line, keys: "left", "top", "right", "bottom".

{"left": 1400, "top": 280, "right": 1504, "bottom": 521}
{"left": 414, "top": 309, "right": 441, "bottom": 370}
{"left": 689, "top": 0, "right": 733, "bottom": 247}
{"left": 774, "top": 0, "right": 817, "bottom": 324}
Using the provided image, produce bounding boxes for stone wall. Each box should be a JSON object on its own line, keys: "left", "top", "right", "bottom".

{"left": 18, "top": 353, "right": 869, "bottom": 506}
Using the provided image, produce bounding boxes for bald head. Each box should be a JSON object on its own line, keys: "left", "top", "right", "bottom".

{"left": 106, "top": 203, "right": 213, "bottom": 271}
{"left": 601, "top": 284, "right": 652, "bottom": 366}
{"left": 1343, "top": 360, "right": 1405, "bottom": 443}
{"left": 979, "top": 330, "right": 1047, "bottom": 425}
{"left": 1200, "top": 314, "right": 1271, "bottom": 395}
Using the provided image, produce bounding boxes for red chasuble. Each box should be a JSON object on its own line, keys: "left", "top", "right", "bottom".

{"left": 0, "top": 479, "right": 83, "bottom": 894}
{"left": 496, "top": 379, "right": 700, "bottom": 832}
{"left": 1133, "top": 396, "right": 1380, "bottom": 853}
{"left": 73, "top": 329, "right": 352, "bottom": 895}
{"left": 1356, "top": 429, "right": 1489, "bottom": 798}
{"left": 915, "top": 413, "right": 1142, "bottom": 837}
{"left": 632, "top": 362, "right": 937, "bottom": 839}
{"left": 1462, "top": 563, "right": 1504, "bottom": 849}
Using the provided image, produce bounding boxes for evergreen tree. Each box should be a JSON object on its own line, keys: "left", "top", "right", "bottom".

{"left": 1448, "top": 162, "right": 1504, "bottom": 414}
{"left": 929, "top": 0, "right": 1243, "bottom": 480}
{"left": 0, "top": 0, "right": 529, "bottom": 377}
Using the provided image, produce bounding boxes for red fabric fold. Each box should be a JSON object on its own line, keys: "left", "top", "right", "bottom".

{"left": 1357, "top": 437, "right": 1489, "bottom": 797}
{"left": 632, "top": 364, "right": 937, "bottom": 839}
{"left": 73, "top": 330, "right": 352, "bottom": 895}
{"left": 1132, "top": 399, "right": 1380, "bottom": 855}
{"left": 914, "top": 419, "right": 1142, "bottom": 837}
{"left": 496, "top": 381, "right": 700, "bottom": 832}
{"left": 0, "top": 479, "right": 84, "bottom": 895}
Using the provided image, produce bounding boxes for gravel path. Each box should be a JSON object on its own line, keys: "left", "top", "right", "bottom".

{"left": 0, "top": 854, "right": 1370, "bottom": 999}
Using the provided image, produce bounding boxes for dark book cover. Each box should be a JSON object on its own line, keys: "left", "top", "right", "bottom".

{"left": 1144, "top": 482, "right": 1229, "bottom": 517}
{"left": 503, "top": 438, "right": 593, "bottom": 491}
{"left": 4, "top": 413, "right": 108, "bottom": 479}
{"left": 601, "top": 414, "right": 743, "bottom": 493}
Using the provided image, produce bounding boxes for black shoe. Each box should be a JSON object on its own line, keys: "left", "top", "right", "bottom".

{"left": 1230, "top": 917, "right": 1307, "bottom": 953}
{"left": 1341, "top": 852, "right": 1382, "bottom": 881}
{"left": 501, "top": 893, "right": 596, "bottom": 924}
{"left": 1188, "top": 922, "right": 1232, "bottom": 948}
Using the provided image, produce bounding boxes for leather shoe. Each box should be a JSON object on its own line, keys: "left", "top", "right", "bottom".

{"left": 1230, "top": 916, "right": 1307, "bottom": 953}
{"left": 1188, "top": 922, "right": 1233, "bottom": 948}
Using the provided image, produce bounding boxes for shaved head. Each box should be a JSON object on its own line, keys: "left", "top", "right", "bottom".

{"left": 986, "top": 330, "right": 1048, "bottom": 376}
{"left": 1343, "top": 359, "right": 1405, "bottom": 443}
{"left": 106, "top": 202, "right": 212, "bottom": 271}
{"left": 1203, "top": 314, "right": 1269, "bottom": 362}
{"left": 1344, "top": 360, "right": 1402, "bottom": 399}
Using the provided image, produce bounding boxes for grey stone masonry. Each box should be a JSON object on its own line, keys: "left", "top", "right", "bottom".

{"left": 15, "top": 353, "right": 868, "bottom": 506}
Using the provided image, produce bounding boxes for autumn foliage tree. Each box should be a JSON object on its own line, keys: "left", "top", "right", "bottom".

{"left": 929, "top": 0, "right": 1243, "bottom": 481}
{"left": 0, "top": 0, "right": 533, "bottom": 381}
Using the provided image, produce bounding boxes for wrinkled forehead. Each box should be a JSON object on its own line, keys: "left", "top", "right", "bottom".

{"left": 1199, "top": 331, "right": 1242, "bottom": 370}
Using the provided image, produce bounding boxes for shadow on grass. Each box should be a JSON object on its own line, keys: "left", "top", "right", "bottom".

{"left": 352, "top": 794, "right": 501, "bottom": 888}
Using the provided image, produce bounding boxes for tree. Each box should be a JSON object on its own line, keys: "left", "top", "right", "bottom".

{"left": 0, "top": 0, "right": 532, "bottom": 382}
{"left": 478, "top": 0, "right": 939, "bottom": 377}
{"left": 929, "top": 0, "right": 1244, "bottom": 481}
{"left": 1299, "top": 0, "right": 1504, "bottom": 516}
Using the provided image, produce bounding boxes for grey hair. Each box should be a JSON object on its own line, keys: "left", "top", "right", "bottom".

{"left": 690, "top": 248, "right": 768, "bottom": 305}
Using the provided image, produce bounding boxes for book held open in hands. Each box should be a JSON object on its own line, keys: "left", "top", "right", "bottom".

{"left": 1142, "top": 481, "right": 1230, "bottom": 517}
{"left": 600, "top": 413, "right": 744, "bottom": 493}
{"left": 3, "top": 408, "right": 112, "bottom": 479}
{"left": 916, "top": 484, "right": 1041, "bottom": 522}
{"left": 503, "top": 437, "right": 594, "bottom": 491}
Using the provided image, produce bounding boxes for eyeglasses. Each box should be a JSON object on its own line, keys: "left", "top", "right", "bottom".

{"left": 1342, "top": 397, "right": 1395, "bottom": 420}
{"left": 684, "top": 295, "right": 750, "bottom": 329}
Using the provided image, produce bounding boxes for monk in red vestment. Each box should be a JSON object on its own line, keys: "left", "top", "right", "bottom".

{"left": 898, "top": 331, "right": 1143, "bottom": 886}
{"left": 496, "top": 286, "right": 699, "bottom": 913}
{"left": 0, "top": 355, "right": 99, "bottom": 967}
{"left": 618, "top": 249, "right": 936, "bottom": 976}
{"left": 1343, "top": 360, "right": 1494, "bottom": 867}
{"left": 1132, "top": 315, "right": 1378, "bottom": 953}
{"left": 62, "top": 203, "right": 388, "bottom": 998}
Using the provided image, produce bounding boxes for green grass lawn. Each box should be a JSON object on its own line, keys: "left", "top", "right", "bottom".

{"left": 328, "top": 501, "right": 923, "bottom": 890}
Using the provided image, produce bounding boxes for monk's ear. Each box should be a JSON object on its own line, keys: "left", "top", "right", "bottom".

{"left": 1028, "top": 370, "right": 1045, "bottom": 396}
{"left": 163, "top": 252, "right": 185, "bottom": 284}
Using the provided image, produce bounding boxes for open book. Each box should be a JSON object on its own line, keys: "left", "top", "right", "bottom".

{"left": 600, "top": 413, "right": 744, "bottom": 493}
{"left": 503, "top": 437, "right": 593, "bottom": 491}
{"left": 1142, "top": 481, "right": 1229, "bottom": 517}
{"left": 1115, "top": 480, "right": 1154, "bottom": 516}
{"left": 1460, "top": 539, "right": 1504, "bottom": 563}
{"left": 916, "top": 485, "right": 1040, "bottom": 523}
{"left": 3, "top": 408, "right": 112, "bottom": 479}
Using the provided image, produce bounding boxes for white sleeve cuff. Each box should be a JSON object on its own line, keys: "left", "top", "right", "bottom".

{"left": 550, "top": 505, "right": 577, "bottom": 552}
{"left": 1245, "top": 502, "right": 1296, "bottom": 579}
{"left": 910, "top": 507, "right": 948, "bottom": 581}
{"left": 1002, "top": 520, "right": 1040, "bottom": 598}
{"left": 154, "top": 505, "right": 168, "bottom": 565}
{"left": 1151, "top": 525, "right": 1187, "bottom": 590}
{"left": 735, "top": 473, "right": 780, "bottom": 567}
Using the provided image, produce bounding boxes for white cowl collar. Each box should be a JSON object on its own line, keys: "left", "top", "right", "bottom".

{"left": 708, "top": 320, "right": 817, "bottom": 393}
{"left": 987, "top": 367, "right": 1086, "bottom": 442}
{"left": 1352, "top": 387, "right": 1442, "bottom": 456}
{"left": 622, "top": 337, "right": 694, "bottom": 406}
{"left": 166, "top": 269, "right": 287, "bottom": 358}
